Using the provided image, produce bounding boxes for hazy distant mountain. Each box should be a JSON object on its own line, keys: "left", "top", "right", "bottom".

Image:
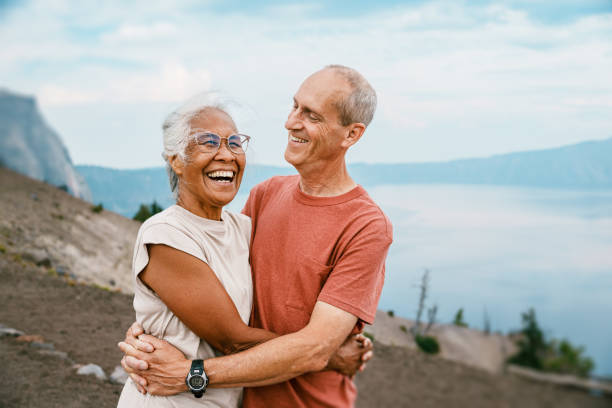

{"left": 77, "top": 137, "right": 612, "bottom": 217}
{"left": 349, "top": 137, "right": 612, "bottom": 189}
{"left": 0, "top": 89, "right": 91, "bottom": 200}
{"left": 76, "top": 164, "right": 296, "bottom": 217}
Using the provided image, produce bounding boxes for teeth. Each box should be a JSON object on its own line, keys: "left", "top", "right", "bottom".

{"left": 207, "top": 170, "right": 234, "bottom": 178}
{"left": 290, "top": 135, "right": 308, "bottom": 143}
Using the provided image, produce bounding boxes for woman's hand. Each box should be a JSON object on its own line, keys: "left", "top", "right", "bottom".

{"left": 326, "top": 333, "right": 373, "bottom": 378}
{"left": 118, "top": 322, "right": 191, "bottom": 396}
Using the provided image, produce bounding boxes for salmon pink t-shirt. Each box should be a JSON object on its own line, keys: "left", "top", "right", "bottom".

{"left": 242, "top": 175, "right": 393, "bottom": 408}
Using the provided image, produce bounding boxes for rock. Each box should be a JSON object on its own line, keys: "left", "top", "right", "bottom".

{"left": 109, "top": 365, "right": 129, "bottom": 385}
{"left": 76, "top": 363, "right": 107, "bottom": 381}
{"left": 21, "top": 248, "right": 51, "bottom": 267}
{"left": 56, "top": 266, "right": 66, "bottom": 276}
{"left": 16, "top": 334, "right": 45, "bottom": 343}
{"left": 30, "top": 341, "right": 55, "bottom": 350}
{"left": 0, "top": 325, "right": 24, "bottom": 337}
{"left": 38, "top": 349, "right": 70, "bottom": 361}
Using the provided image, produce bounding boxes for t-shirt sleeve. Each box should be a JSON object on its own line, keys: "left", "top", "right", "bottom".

{"left": 241, "top": 191, "right": 254, "bottom": 218}
{"left": 242, "top": 179, "right": 268, "bottom": 218}
{"left": 133, "top": 222, "right": 208, "bottom": 277}
{"left": 317, "top": 216, "right": 393, "bottom": 325}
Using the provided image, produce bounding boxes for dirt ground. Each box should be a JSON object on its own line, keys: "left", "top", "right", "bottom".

{"left": 1, "top": 254, "right": 611, "bottom": 408}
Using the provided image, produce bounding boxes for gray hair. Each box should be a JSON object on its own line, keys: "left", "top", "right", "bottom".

{"left": 161, "top": 93, "right": 231, "bottom": 199}
{"left": 325, "top": 64, "right": 377, "bottom": 127}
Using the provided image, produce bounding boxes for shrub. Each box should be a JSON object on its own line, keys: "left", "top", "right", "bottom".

{"left": 0, "top": 245, "right": 5, "bottom": 253}
{"left": 453, "top": 308, "right": 468, "bottom": 327}
{"left": 387, "top": 310, "right": 395, "bottom": 317}
{"left": 507, "top": 308, "right": 594, "bottom": 377}
{"left": 133, "top": 200, "right": 164, "bottom": 223}
{"left": 544, "top": 339, "right": 594, "bottom": 377}
{"left": 91, "top": 203, "right": 104, "bottom": 213}
{"left": 507, "top": 308, "right": 546, "bottom": 370}
{"left": 416, "top": 335, "right": 440, "bottom": 354}
{"left": 399, "top": 325, "right": 408, "bottom": 333}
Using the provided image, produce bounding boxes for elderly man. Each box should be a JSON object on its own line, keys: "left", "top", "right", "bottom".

{"left": 120, "top": 64, "right": 393, "bottom": 407}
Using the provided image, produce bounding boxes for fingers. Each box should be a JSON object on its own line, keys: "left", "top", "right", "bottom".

{"left": 361, "top": 350, "right": 373, "bottom": 362}
{"left": 125, "top": 335, "right": 154, "bottom": 353}
{"left": 359, "top": 362, "right": 368, "bottom": 372}
{"left": 118, "top": 342, "right": 150, "bottom": 369}
{"left": 125, "top": 355, "right": 149, "bottom": 371}
{"left": 137, "top": 334, "right": 168, "bottom": 350}
{"left": 130, "top": 321, "right": 145, "bottom": 337}
{"left": 129, "top": 372, "right": 148, "bottom": 391}
{"left": 121, "top": 356, "right": 148, "bottom": 394}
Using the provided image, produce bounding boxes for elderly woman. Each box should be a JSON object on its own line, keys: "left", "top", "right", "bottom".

{"left": 117, "top": 97, "right": 367, "bottom": 407}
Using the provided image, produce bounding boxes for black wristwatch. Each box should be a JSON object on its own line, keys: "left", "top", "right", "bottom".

{"left": 185, "top": 359, "right": 208, "bottom": 398}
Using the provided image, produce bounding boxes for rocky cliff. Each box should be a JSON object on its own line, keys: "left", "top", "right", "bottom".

{"left": 0, "top": 89, "right": 91, "bottom": 201}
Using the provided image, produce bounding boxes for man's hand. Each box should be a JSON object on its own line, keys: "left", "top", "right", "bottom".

{"left": 118, "top": 322, "right": 151, "bottom": 394}
{"left": 118, "top": 322, "right": 191, "bottom": 396}
{"left": 327, "top": 333, "right": 373, "bottom": 378}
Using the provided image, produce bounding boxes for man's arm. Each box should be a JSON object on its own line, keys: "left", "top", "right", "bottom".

{"left": 120, "top": 301, "right": 360, "bottom": 394}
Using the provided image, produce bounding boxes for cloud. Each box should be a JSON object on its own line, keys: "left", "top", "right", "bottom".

{"left": 102, "top": 22, "right": 177, "bottom": 42}
{"left": 0, "top": 0, "right": 611, "bottom": 166}
{"left": 38, "top": 62, "right": 211, "bottom": 106}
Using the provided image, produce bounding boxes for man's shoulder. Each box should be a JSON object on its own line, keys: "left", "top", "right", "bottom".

{"left": 249, "top": 174, "right": 299, "bottom": 197}
{"left": 351, "top": 187, "right": 393, "bottom": 241}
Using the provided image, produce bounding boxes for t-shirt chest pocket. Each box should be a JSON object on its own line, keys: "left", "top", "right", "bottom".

{"left": 285, "top": 255, "right": 333, "bottom": 329}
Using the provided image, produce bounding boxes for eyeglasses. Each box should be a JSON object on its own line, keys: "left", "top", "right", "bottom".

{"left": 192, "top": 131, "right": 251, "bottom": 155}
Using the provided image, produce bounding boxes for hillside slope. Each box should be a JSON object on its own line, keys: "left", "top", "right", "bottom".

{"left": 0, "top": 167, "right": 138, "bottom": 292}
{"left": 1, "top": 253, "right": 609, "bottom": 407}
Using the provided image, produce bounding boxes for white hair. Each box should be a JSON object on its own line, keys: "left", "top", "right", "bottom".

{"left": 161, "top": 93, "right": 231, "bottom": 199}
{"left": 325, "top": 64, "right": 377, "bottom": 127}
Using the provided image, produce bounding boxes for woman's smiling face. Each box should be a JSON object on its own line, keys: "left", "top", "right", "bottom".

{"left": 171, "top": 108, "right": 246, "bottom": 219}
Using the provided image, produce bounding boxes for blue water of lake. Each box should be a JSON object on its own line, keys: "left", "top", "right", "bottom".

{"left": 229, "top": 184, "right": 612, "bottom": 377}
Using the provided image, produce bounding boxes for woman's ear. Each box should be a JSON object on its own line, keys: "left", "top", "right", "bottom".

{"left": 169, "top": 155, "right": 185, "bottom": 176}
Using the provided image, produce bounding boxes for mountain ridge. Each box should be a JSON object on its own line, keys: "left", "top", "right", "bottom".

{"left": 76, "top": 136, "right": 612, "bottom": 217}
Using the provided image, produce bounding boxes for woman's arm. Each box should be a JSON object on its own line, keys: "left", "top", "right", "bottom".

{"left": 140, "top": 243, "right": 277, "bottom": 354}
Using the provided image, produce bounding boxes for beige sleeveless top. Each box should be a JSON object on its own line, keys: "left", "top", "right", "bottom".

{"left": 117, "top": 205, "right": 252, "bottom": 408}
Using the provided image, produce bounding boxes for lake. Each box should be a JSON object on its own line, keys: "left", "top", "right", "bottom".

{"left": 229, "top": 184, "right": 612, "bottom": 377}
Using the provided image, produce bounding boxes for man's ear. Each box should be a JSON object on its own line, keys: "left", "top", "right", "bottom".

{"left": 342, "top": 123, "right": 366, "bottom": 148}
{"left": 169, "top": 155, "right": 185, "bottom": 176}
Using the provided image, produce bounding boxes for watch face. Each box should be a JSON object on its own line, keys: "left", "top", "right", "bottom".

{"left": 189, "top": 375, "right": 205, "bottom": 389}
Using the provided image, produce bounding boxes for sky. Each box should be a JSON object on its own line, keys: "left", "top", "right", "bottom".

{"left": 1, "top": 0, "right": 611, "bottom": 169}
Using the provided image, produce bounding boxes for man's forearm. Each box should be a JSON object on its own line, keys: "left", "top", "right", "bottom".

{"left": 205, "top": 326, "right": 332, "bottom": 388}
{"left": 204, "top": 302, "right": 357, "bottom": 388}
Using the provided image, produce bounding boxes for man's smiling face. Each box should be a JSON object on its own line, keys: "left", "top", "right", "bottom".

{"left": 284, "top": 69, "right": 352, "bottom": 170}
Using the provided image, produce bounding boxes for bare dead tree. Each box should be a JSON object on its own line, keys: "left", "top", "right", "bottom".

{"left": 483, "top": 306, "right": 491, "bottom": 335}
{"left": 425, "top": 304, "right": 438, "bottom": 333}
{"left": 412, "top": 269, "right": 430, "bottom": 336}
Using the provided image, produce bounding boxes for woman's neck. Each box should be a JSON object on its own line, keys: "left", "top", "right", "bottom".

{"left": 176, "top": 195, "right": 223, "bottom": 221}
